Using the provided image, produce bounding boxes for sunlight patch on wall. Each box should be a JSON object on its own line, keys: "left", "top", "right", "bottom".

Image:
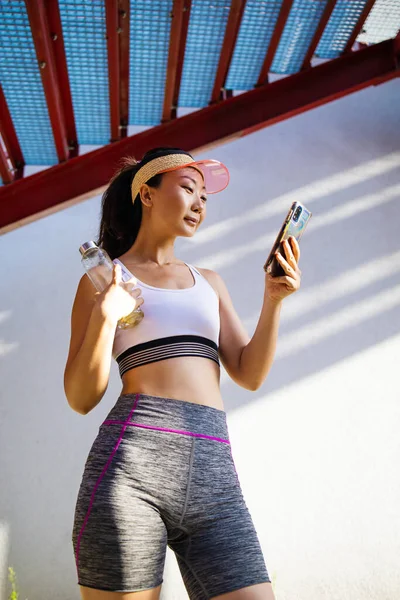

{"left": 198, "top": 182, "right": 400, "bottom": 270}
{"left": 189, "top": 152, "right": 400, "bottom": 248}
{"left": 0, "top": 521, "right": 10, "bottom": 600}
{"left": 276, "top": 283, "right": 400, "bottom": 358}
{"left": 244, "top": 249, "right": 400, "bottom": 330}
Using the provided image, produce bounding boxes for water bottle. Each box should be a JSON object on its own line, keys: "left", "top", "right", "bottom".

{"left": 79, "top": 241, "right": 144, "bottom": 329}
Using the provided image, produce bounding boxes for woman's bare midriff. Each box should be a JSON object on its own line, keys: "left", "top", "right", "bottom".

{"left": 120, "top": 355, "right": 223, "bottom": 410}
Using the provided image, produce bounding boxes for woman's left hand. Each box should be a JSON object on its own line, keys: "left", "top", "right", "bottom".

{"left": 265, "top": 236, "right": 301, "bottom": 303}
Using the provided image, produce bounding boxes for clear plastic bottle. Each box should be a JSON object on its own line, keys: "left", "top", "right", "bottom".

{"left": 79, "top": 241, "right": 144, "bottom": 329}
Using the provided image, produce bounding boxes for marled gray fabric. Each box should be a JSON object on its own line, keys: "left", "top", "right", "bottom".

{"left": 72, "top": 393, "right": 270, "bottom": 598}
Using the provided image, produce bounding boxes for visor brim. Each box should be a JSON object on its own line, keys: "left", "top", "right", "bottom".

{"left": 160, "top": 159, "right": 230, "bottom": 194}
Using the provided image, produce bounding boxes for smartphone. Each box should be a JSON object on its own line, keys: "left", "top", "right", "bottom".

{"left": 263, "top": 202, "right": 312, "bottom": 277}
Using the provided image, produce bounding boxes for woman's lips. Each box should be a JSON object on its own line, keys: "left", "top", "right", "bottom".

{"left": 185, "top": 217, "right": 198, "bottom": 225}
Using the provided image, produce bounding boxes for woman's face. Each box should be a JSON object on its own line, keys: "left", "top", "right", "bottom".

{"left": 145, "top": 167, "right": 208, "bottom": 237}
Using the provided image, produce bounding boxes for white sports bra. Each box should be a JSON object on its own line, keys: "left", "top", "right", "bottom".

{"left": 112, "top": 259, "right": 220, "bottom": 378}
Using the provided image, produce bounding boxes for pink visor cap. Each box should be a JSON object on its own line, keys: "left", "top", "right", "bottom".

{"left": 131, "top": 154, "right": 230, "bottom": 204}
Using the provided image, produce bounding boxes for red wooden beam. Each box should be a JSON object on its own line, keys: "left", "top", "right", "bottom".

{"left": 106, "top": 0, "right": 120, "bottom": 142}
{"left": 343, "top": 0, "right": 377, "bottom": 53}
{"left": 0, "top": 38, "right": 398, "bottom": 230}
{"left": 0, "top": 85, "right": 24, "bottom": 181}
{"left": 25, "top": 0, "right": 69, "bottom": 162}
{"left": 302, "top": 0, "right": 340, "bottom": 70}
{"left": 257, "top": 0, "right": 294, "bottom": 86}
{"left": 162, "top": 0, "right": 191, "bottom": 123}
{"left": 45, "top": 0, "right": 78, "bottom": 157}
{"left": 172, "top": 0, "right": 192, "bottom": 118}
{"left": 210, "top": 0, "right": 246, "bottom": 104}
{"left": 0, "top": 142, "right": 13, "bottom": 184}
{"left": 118, "top": 0, "right": 130, "bottom": 137}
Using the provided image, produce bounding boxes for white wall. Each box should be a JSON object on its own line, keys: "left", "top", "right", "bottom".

{"left": 0, "top": 78, "right": 399, "bottom": 600}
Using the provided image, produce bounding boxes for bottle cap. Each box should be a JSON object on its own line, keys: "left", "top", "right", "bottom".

{"left": 79, "top": 240, "right": 98, "bottom": 256}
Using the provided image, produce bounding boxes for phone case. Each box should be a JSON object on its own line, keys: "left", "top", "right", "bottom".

{"left": 264, "top": 202, "right": 312, "bottom": 277}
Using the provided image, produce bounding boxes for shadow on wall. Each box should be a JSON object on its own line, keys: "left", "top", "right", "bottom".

{"left": 181, "top": 152, "right": 400, "bottom": 411}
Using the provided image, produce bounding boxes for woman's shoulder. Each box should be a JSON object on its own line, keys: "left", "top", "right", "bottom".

{"left": 193, "top": 266, "right": 222, "bottom": 299}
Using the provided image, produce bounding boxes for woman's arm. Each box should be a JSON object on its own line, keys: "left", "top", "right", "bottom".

{"left": 200, "top": 236, "right": 301, "bottom": 391}
{"left": 64, "top": 275, "right": 117, "bottom": 415}
{"left": 238, "top": 294, "right": 282, "bottom": 390}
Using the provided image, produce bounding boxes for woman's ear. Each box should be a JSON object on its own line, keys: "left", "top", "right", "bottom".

{"left": 139, "top": 184, "right": 153, "bottom": 208}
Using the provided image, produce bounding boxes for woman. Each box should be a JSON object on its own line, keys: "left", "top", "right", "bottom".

{"left": 64, "top": 147, "right": 301, "bottom": 600}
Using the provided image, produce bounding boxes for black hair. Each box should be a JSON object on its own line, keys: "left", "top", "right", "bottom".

{"left": 96, "top": 147, "right": 194, "bottom": 259}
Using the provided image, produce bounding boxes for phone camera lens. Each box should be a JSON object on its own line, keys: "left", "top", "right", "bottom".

{"left": 293, "top": 206, "right": 302, "bottom": 223}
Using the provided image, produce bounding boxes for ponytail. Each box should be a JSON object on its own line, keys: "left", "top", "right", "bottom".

{"left": 96, "top": 152, "right": 164, "bottom": 259}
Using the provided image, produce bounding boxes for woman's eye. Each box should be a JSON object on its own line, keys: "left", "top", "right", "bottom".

{"left": 183, "top": 186, "right": 207, "bottom": 202}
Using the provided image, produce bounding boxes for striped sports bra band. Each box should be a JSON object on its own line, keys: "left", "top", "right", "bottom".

{"left": 116, "top": 335, "right": 220, "bottom": 377}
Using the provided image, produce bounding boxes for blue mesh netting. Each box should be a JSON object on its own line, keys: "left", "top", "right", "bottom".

{"left": 225, "top": 0, "right": 285, "bottom": 90}
{"left": 178, "top": 0, "right": 231, "bottom": 107}
{"left": 59, "top": 0, "right": 110, "bottom": 144}
{"left": 0, "top": 0, "right": 57, "bottom": 165}
{"left": 316, "top": 0, "right": 371, "bottom": 59}
{"left": 271, "top": 0, "right": 329, "bottom": 74}
{"left": 129, "top": 0, "right": 173, "bottom": 125}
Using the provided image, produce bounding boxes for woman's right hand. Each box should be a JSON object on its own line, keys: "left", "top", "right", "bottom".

{"left": 94, "top": 263, "right": 144, "bottom": 324}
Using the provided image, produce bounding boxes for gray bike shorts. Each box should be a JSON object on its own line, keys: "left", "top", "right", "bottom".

{"left": 72, "top": 393, "right": 271, "bottom": 598}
